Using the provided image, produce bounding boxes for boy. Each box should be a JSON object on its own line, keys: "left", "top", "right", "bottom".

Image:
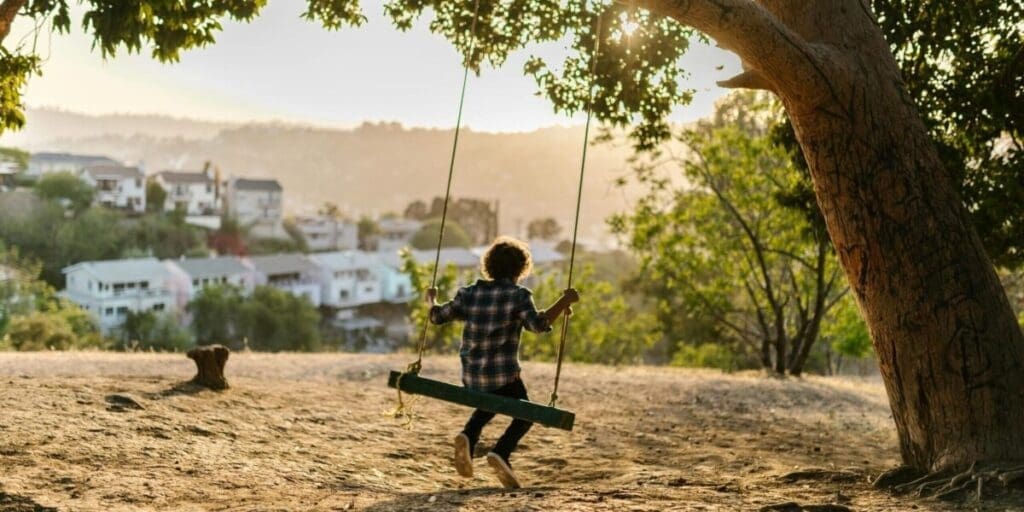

{"left": 427, "top": 236, "right": 579, "bottom": 489}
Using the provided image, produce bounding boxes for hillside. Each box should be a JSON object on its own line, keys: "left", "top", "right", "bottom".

{"left": 0, "top": 351, "right": 984, "bottom": 512}
{"left": 0, "top": 109, "right": 646, "bottom": 240}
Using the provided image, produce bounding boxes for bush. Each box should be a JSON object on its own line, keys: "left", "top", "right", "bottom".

{"left": 522, "top": 266, "right": 660, "bottom": 365}
{"left": 118, "top": 310, "right": 193, "bottom": 352}
{"left": 35, "top": 171, "right": 94, "bottom": 213}
{"left": 187, "top": 284, "right": 321, "bottom": 352}
{"left": 670, "top": 343, "right": 737, "bottom": 371}
{"left": 410, "top": 218, "right": 472, "bottom": 250}
{"left": 5, "top": 310, "right": 105, "bottom": 350}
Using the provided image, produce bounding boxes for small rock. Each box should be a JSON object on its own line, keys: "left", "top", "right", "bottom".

{"left": 427, "top": 495, "right": 437, "bottom": 503}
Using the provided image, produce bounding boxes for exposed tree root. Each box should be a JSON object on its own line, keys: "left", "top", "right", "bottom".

{"left": 779, "top": 468, "right": 862, "bottom": 484}
{"left": 877, "top": 462, "right": 1024, "bottom": 502}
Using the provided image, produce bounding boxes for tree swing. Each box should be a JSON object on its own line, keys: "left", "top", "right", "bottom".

{"left": 387, "top": 0, "right": 606, "bottom": 432}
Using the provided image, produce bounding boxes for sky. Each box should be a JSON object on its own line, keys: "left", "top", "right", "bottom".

{"left": 10, "top": 0, "right": 741, "bottom": 132}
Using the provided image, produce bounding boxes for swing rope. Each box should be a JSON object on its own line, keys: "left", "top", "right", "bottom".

{"left": 391, "top": 0, "right": 481, "bottom": 423}
{"left": 549, "top": 11, "right": 603, "bottom": 408}
{"left": 408, "top": 0, "right": 481, "bottom": 377}
{"left": 394, "top": 1, "right": 602, "bottom": 420}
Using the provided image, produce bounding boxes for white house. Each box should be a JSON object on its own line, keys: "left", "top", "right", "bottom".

{"left": 80, "top": 165, "right": 146, "bottom": 213}
{"left": 372, "top": 248, "right": 481, "bottom": 303}
{"left": 166, "top": 256, "right": 254, "bottom": 311}
{"left": 376, "top": 218, "right": 423, "bottom": 252}
{"left": 307, "top": 251, "right": 382, "bottom": 308}
{"left": 246, "top": 253, "right": 322, "bottom": 306}
{"left": 154, "top": 170, "right": 221, "bottom": 216}
{"left": 26, "top": 152, "right": 119, "bottom": 180}
{"left": 61, "top": 258, "right": 177, "bottom": 333}
{"left": 225, "top": 177, "right": 285, "bottom": 239}
{"left": 294, "top": 215, "right": 358, "bottom": 252}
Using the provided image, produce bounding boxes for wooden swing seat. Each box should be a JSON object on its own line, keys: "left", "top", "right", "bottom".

{"left": 387, "top": 371, "right": 575, "bottom": 431}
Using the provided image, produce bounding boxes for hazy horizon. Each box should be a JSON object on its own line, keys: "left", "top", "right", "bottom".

{"left": 4, "top": 0, "right": 740, "bottom": 134}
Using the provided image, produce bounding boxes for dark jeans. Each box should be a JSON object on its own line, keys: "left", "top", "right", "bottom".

{"left": 462, "top": 378, "right": 533, "bottom": 461}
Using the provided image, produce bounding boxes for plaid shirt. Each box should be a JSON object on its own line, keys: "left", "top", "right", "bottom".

{"left": 430, "top": 279, "right": 552, "bottom": 391}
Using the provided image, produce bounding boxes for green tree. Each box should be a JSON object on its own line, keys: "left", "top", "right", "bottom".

{"left": 237, "top": 286, "right": 321, "bottom": 352}
{"left": 188, "top": 284, "right": 245, "bottom": 346}
{"left": 526, "top": 217, "right": 562, "bottom": 242}
{"left": 821, "top": 296, "right": 873, "bottom": 375}
{"left": 0, "top": 244, "right": 104, "bottom": 349}
{"left": 410, "top": 218, "right": 472, "bottom": 250}
{"left": 522, "top": 266, "right": 659, "bottom": 365}
{"left": 145, "top": 181, "right": 167, "bottom": 213}
{"left": 2, "top": 0, "right": 1022, "bottom": 474}
{"left": 118, "top": 310, "right": 192, "bottom": 352}
{"left": 127, "top": 213, "right": 206, "bottom": 259}
{"left": 612, "top": 98, "right": 847, "bottom": 376}
{"left": 357, "top": 216, "right": 379, "bottom": 251}
{"left": 5, "top": 311, "right": 76, "bottom": 350}
{"left": 0, "top": 146, "right": 28, "bottom": 170}
{"left": 35, "top": 171, "right": 94, "bottom": 213}
{"left": 282, "top": 218, "right": 310, "bottom": 252}
{"left": 400, "top": 248, "right": 464, "bottom": 353}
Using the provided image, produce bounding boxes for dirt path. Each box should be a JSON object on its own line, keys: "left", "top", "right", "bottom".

{"left": 0, "top": 352, "right": 1002, "bottom": 511}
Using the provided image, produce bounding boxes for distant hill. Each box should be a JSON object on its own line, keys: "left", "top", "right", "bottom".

{"left": 0, "top": 108, "right": 649, "bottom": 243}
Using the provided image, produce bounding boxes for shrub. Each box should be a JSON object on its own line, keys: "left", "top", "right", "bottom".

{"left": 670, "top": 343, "right": 737, "bottom": 371}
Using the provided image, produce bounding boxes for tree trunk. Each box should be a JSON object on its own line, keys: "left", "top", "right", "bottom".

{"left": 770, "top": 2, "right": 1024, "bottom": 472}
{"left": 644, "top": 0, "right": 1024, "bottom": 472}
{"left": 0, "top": 0, "right": 26, "bottom": 43}
{"left": 187, "top": 344, "right": 230, "bottom": 390}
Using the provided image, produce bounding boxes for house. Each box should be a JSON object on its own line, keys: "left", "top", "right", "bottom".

{"left": 26, "top": 152, "right": 120, "bottom": 179}
{"left": 166, "top": 256, "right": 254, "bottom": 310}
{"left": 294, "top": 215, "right": 358, "bottom": 252}
{"left": 376, "top": 218, "right": 423, "bottom": 252}
{"left": 80, "top": 165, "right": 146, "bottom": 213}
{"left": 246, "top": 253, "right": 322, "bottom": 306}
{"left": 471, "top": 240, "right": 566, "bottom": 271}
{"left": 307, "top": 251, "right": 382, "bottom": 309}
{"left": 61, "top": 258, "right": 176, "bottom": 333}
{"left": 225, "top": 177, "right": 285, "bottom": 239}
{"left": 372, "top": 248, "right": 480, "bottom": 303}
{"left": 154, "top": 170, "right": 221, "bottom": 216}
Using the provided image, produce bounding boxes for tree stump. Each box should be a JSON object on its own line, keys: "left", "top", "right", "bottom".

{"left": 187, "top": 344, "right": 230, "bottom": 390}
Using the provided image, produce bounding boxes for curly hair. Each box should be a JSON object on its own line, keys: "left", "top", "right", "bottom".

{"left": 481, "top": 236, "right": 533, "bottom": 282}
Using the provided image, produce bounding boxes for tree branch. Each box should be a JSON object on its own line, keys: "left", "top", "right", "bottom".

{"left": 0, "top": 0, "right": 26, "bottom": 43}
{"left": 639, "top": 0, "right": 829, "bottom": 99}
{"left": 717, "top": 70, "right": 775, "bottom": 91}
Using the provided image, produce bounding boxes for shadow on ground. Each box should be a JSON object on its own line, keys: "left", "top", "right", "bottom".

{"left": 0, "top": 492, "right": 57, "bottom": 512}
{"left": 360, "top": 486, "right": 555, "bottom": 512}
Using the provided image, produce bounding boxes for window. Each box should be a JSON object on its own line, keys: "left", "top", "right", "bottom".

{"left": 135, "top": 179, "right": 142, "bottom": 187}
{"left": 105, "top": 307, "right": 113, "bottom": 316}
{"left": 116, "top": 307, "right": 129, "bottom": 315}
{"left": 193, "top": 279, "right": 199, "bottom": 287}
{"left": 339, "top": 290, "right": 350, "bottom": 300}
{"left": 152, "top": 303, "right": 165, "bottom": 312}
{"left": 140, "top": 282, "right": 148, "bottom": 290}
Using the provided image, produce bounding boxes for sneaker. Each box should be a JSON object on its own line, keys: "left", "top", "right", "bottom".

{"left": 453, "top": 433, "right": 473, "bottom": 478}
{"left": 486, "top": 452, "right": 522, "bottom": 489}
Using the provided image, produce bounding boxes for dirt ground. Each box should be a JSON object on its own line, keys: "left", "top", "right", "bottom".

{"left": 0, "top": 352, "right": 1018, "bottom": 511}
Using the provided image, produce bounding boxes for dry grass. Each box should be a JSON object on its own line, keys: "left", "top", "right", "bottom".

{"left": 0, "top": 352, "right": 995, "bottom": 511}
